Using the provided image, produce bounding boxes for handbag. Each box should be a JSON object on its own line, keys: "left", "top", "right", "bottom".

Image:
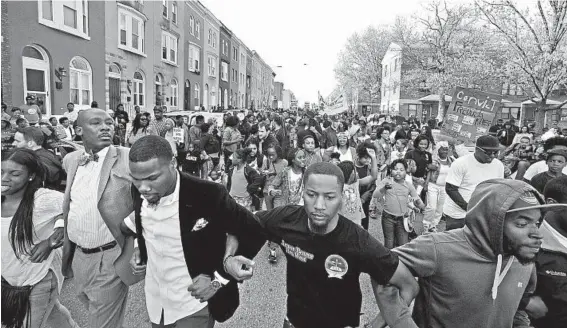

{"left": 1, "top": 276, "right": 33, "bottom": 328}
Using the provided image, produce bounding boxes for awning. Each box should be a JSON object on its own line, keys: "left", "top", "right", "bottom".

{"left": 418, "top": 95, "right": 453, "bottom": 102}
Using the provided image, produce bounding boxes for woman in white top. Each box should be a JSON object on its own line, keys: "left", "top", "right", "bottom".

{"left": 1, "top": 148, "right": 77, "bottom": 328}
{"left": 424, "top": 141, "right": 454, "bottom": 232}
{"left": 323, "top": 131, "right": 357, "bottom": 163}
{"left": 163, "top": 118, "right": 178, "bottom": 157}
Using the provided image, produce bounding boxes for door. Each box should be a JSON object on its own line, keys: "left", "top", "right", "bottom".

{"left": 109, "top": 77, "right": 120, "bottom": 111}
{"left": 204, "top": 84, "right": 209, "bottom": 111}
{"left": 184, "top": 80, "right": 190, "bottom": 110}
{"left": 22, "top": 45, "right": 50, "bottom": 115}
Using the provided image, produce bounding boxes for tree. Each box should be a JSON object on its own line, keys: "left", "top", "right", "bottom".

{"left": 334, "top": 26, "right": 395, "bottom": 107}
{"left": 476, "top": 0, "right": 567, "bottom": 131}
{"left": 394, "top": 0, "right": 502, "bottom": 121}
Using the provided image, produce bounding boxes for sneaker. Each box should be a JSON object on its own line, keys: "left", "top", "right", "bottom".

{"left": 268, "top": 249, "right": 277, "bottom": 263}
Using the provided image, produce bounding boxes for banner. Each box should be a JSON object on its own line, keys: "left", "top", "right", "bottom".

{"left": 441, "top": 87, "right": 502, "bottom": 146}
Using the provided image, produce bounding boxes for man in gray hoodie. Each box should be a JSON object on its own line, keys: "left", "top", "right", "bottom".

{"left": 373, "top": 179, "right": 567, "bottom": 328}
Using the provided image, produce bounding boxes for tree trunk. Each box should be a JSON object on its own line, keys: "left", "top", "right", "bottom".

{"left": 436, "top": 87, "right": 446, "bottom": 123}
{"left": 534, "top": 99, "right": 547, "bottom": 135}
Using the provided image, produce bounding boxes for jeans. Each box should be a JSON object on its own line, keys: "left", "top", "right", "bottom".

{"left": 443, "top": 213, "right": 465, "bottom": 231}
{"left": 27, "top": 270, "right": 78, "bottom": 328}
{"left": 382, "top": 212, "right": 409, "bottom": 249}
{"left": 426, "top": 183, "right": 446, "bottom": 227}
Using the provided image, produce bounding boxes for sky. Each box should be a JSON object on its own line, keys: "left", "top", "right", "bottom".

{"left": 200, "top": 0, "right": 424, "bottom": 104}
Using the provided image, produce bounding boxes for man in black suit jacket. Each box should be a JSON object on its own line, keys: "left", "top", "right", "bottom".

{"left": 122, "top": 135, "right": 257, "bottom": 327}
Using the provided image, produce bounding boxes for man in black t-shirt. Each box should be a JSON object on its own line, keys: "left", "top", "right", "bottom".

{"left": 224, "top": 162, "right": 418, "bottom": 328}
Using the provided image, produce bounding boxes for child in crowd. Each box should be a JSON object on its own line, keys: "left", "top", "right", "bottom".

{"left": 183, "top": 140, "right": 203, "bottom": 177}
{"left": 207, "top": 169, "right": 225, "bottom": 185}
{"left": 226, "top": 148, "right": 263, "bottom": 211}
{"left": 530, "top": 149, "right": 567, "bottom": 193}
{"left": 390, "top": 138, "right": 408, "bottom": 163}
{"left": 373, "top": 159, "right": 426, "bottom": 249}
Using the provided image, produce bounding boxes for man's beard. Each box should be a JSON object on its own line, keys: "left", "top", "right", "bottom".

{"left": 503, "top": 236, "right": 538, "bottom": 265}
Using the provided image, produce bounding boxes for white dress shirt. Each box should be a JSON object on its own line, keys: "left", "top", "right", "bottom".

{"left": 137, "top": 172, "right": 207, "bottom": 324}
{"left": 67, "top": 147, "right": 115, "bottom": 248}
{"left": 63, "top": 126, "right": 74, "bottom": 141}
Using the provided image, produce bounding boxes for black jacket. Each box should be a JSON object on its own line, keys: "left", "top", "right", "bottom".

{"left": 531, "top": 217, "right": 567, "bottom": 328}
{"left": 132, "top": 172, "right": 258, "bottom": 322}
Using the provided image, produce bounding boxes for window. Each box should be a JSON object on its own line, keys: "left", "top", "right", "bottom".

{"left": 161, "top": 31, "right": 178, "bottom": 64}
{"left": 195, "top": 21, "right": 200, "bottom": 39}
{"left": 233, "top": 47, "right": 238, "bottom": 61}
{"left": 212, "top": 32, "right": 217, "bottom": 48}
{"left": 162, "top": 0, "right": 167, "bottom": 17}
{"left": 502, "top": 82, "right": 508, "bottom": 95}
{"left": 208, "top": 56, "right": 217, "bottom": 77}
{"left": 188, "top": 44, "right": 200, "bottom": 72}
{"left": 155, "top": 74, "right": 164, "bottom": 105}
{"left": 69, "top": 56, "right": 92, "bottom": 109}
{"left": 394, "top": 58, "right": 398, "bottom": 71}
{"left": 171, "top": 2, "right": 177, "bottom": 23}
{"left": 133, "top": 71, "right": 145, "bottom": 107}
{"left": 222, "top": 40, "right": 227, "bottom": 56}
{"left": 208, "top": 29, "right": 212, "bottom": 45}
{"left": 194, "top": 83, "right": 200, "bottom": 108}
{"left": 499, "top": 107, "right": 520, "bottom": 120}
{"left": 189, "top": 16, "right": 194, "bottom": 35}
{"left": 118, "top": 8, "right": 145, "bottom": 55}
{"left": 38, "top": 0, "right": 89, "bottom": 39}
{"left": 551, "top": 110, "right": 560, "bottom": 122}
{"left": 221, "top": 62, "right": 228, "bottom": 81}
{"left": 241, "top": 53, "right": 245, "bottom": 63}
{"left": 408, "top": 104, "right": 418, "bottom": 117}
{"left": 384, "top": 65, "right": 388, "bottom": 77}
{"left": 170, "top": 79, "right": 178, "bottom": 108}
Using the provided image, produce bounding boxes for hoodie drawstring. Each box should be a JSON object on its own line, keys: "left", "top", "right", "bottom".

{"left": 491, "top": 254, "right": 514, "bottom": 300}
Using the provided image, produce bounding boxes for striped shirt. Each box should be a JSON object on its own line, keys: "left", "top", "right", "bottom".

{"left": 67, "top": 147, "right": 115, "bottom": 248}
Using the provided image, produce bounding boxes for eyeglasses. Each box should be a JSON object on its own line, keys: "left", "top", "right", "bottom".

{"left": 476, "top": 146, "right": 499, "bottom": 156}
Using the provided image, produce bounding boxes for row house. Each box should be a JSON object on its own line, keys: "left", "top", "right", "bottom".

{"left": 219, "top": 23, "right": 230, "bottom": 110}
{"left": 1, "top": 0, "right": 279, "bottom": 117}
{"left": 236, "top": 38, "right": 247, "bottom": 109}
{"left": 380, "top": 42, "right": 567, "bottom": 126}
{"left": 229, "top": 34, "right": 239, "bottom": 109}
{"left": 104, "top": 0, "right": 185, "bottom": 116}
{"left": 184, "top": 0, "right": 204, "bottom": 111}
{"left": 245, "top": 48, "right": 253, "bottom": 108}
{"left": 2, "top": 0, "right": 106, "bottom": 116}
{"left": 198, "top": 1, "right": 220, "bottom": 111}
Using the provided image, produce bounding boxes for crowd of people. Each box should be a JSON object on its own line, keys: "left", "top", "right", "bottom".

{"left": 2, "top": 101, "right": 567, "bottom": 328}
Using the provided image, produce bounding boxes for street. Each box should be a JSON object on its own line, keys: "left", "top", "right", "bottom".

{"left": 58, "top": 219, "right": 385, "bottom": 328}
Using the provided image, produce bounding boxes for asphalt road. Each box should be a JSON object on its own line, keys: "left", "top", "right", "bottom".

{"left": 58, "top": 218, "right": 386, "bottom": 328}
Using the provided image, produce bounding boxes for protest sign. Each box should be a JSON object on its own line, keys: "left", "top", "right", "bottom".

{"left": 172, "top": 127, "right": 184, "bottom": 142}
{"left": 441, "top": 87, "right": 503, "bottom": 146}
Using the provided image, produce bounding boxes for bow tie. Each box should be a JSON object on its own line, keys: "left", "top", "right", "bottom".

{"left": 78, "top": 152, "right": 99, "bottom": 166}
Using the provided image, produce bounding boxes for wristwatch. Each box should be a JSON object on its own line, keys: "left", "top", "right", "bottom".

{"left": 210, "top": 271, "right": 229, "bottom": 291}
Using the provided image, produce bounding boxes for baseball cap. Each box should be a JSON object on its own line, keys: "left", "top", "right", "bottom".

{"left": 476, "top": 135, "right": 501, "bottom": 150}
{"left": 507, "top": 191, "right": 567, "bottom": 213}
